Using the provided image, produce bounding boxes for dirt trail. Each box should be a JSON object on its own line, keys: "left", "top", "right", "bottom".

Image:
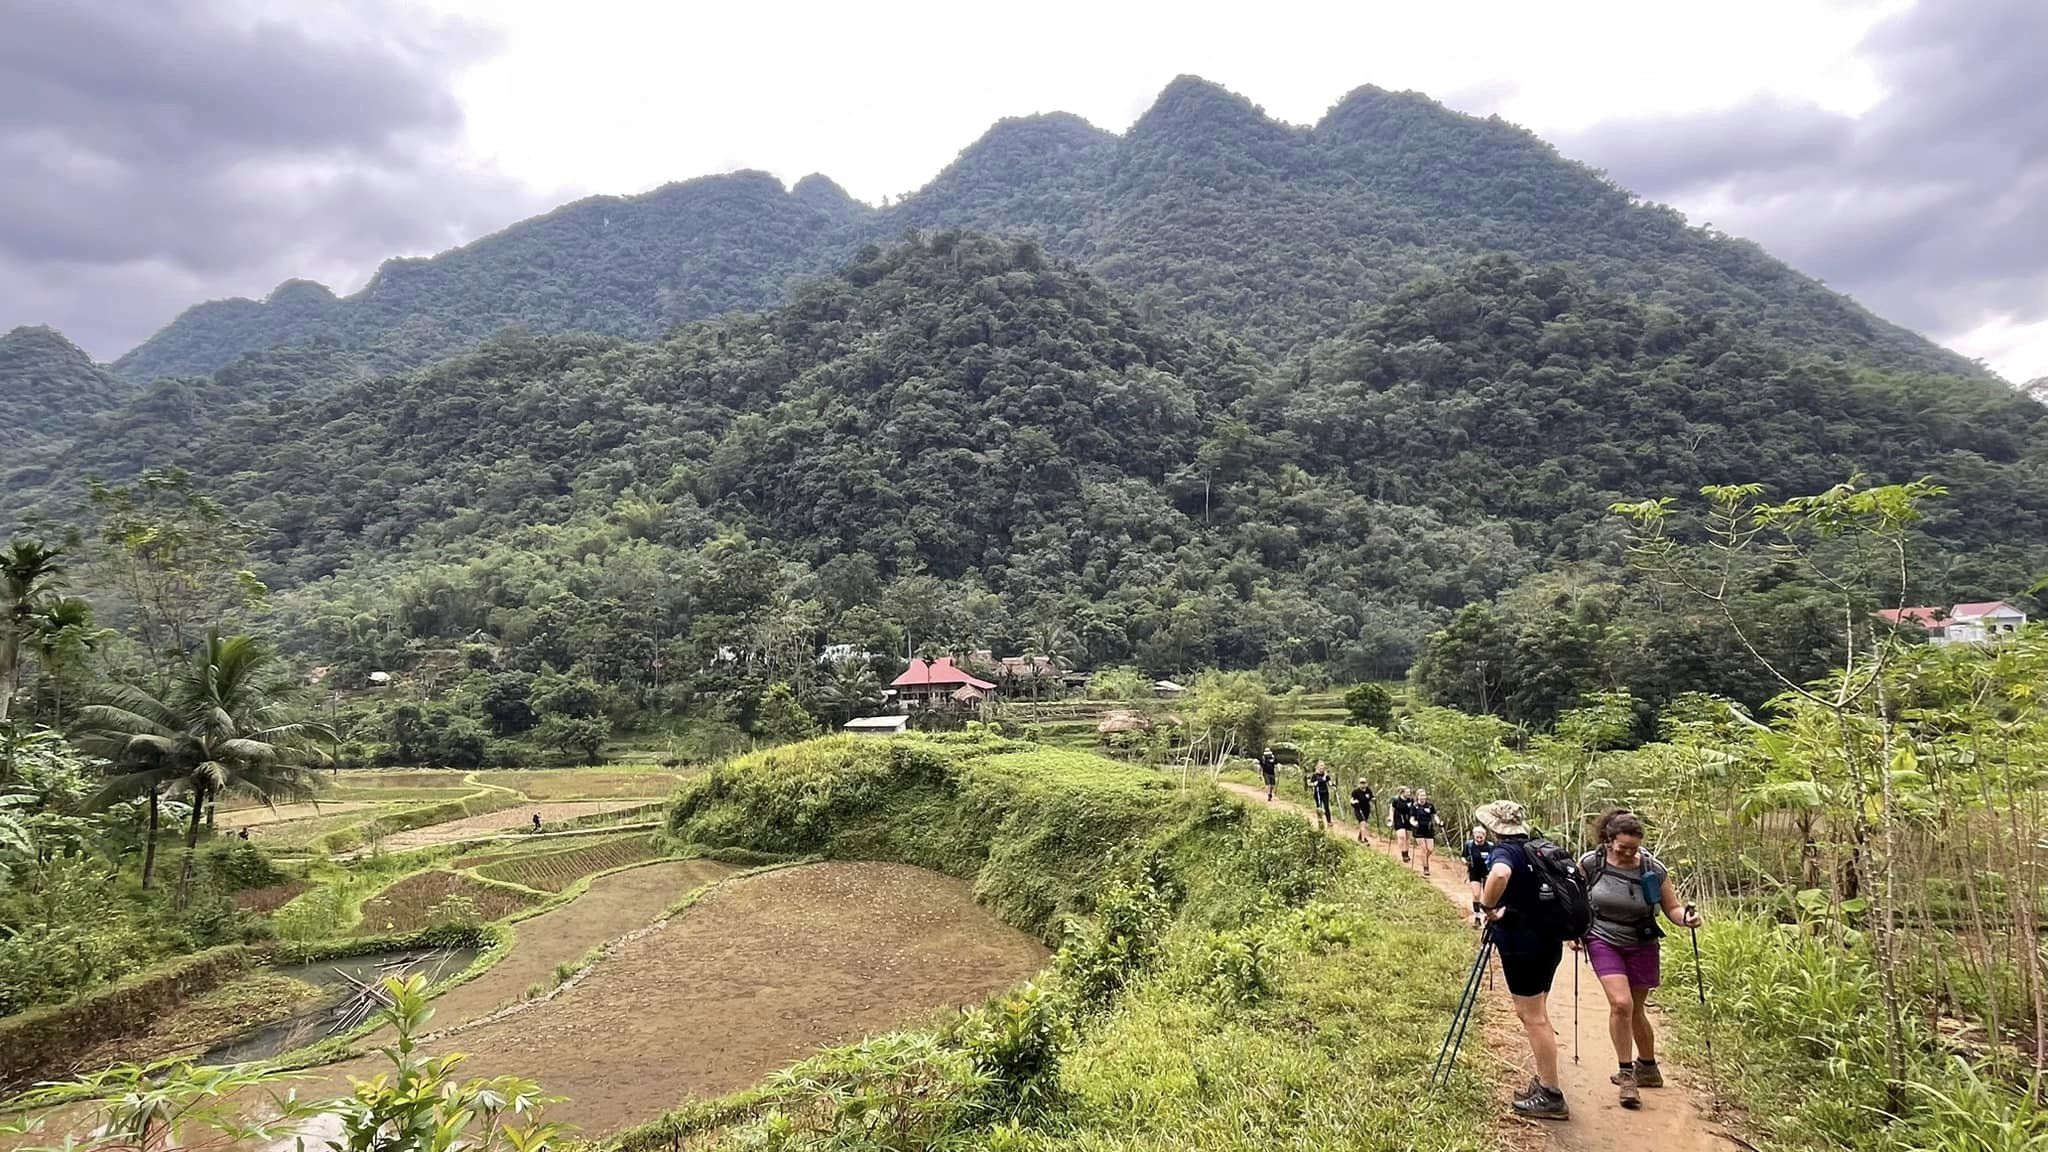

{"left": 1219, "top": 781, "right": 1743, "bottom": 1152}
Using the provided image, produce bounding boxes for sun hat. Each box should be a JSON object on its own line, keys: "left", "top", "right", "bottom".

{"left": 1474, "top": 800, "right": 1530, "bottom": 837}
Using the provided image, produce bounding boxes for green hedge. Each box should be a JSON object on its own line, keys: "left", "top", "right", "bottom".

{"left": 0, "top": 944, "right": 266, "bottom": 1091}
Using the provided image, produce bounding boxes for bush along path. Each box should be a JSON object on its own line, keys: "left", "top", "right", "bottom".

{"left": 1218, "top": 781, "right": 1746, "bottom": 1152}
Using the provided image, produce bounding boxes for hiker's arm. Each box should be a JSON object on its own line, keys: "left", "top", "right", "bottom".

{"left": 1480, "top": 862, "right": 1511, "bottom": 919}
{"left": 1659, "top": 873, "right": 1701, "bottom": 926}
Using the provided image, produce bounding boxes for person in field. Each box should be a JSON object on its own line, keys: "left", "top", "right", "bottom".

{"left": 1410, "top": 789, "right": 1439, "bottom": 875}
{"left": 1391, "top": 787, "right": 1414, "bottom": 863}
{"left": 1257, "top": 747, "right": 1279, "bottom": 801}
{"left": 1462, "top": 824, "right": 1490, "bottom": 928}
{"left": 1577, "top": 808, "right": 1702, "bottom": 1110}
{"left": 1349, "top": 778, "right": 1374, "bottom": 842}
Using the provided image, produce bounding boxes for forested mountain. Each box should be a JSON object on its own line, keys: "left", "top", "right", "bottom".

{"left": 107, "top": 76, "right": 1982, "bottom": 390}
{"left": 25, "top": 235, "right": 2044, "bottom": 688}
{"left": 111, "top": 172, "right": 873, "bottom": 384}
{"left": 0, "top": 325, "right": 132, "bottom": 456}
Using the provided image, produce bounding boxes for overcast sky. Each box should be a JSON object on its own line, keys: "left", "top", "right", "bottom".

{"left": 3, "top": 0, "right": 2043, "bottom": 383}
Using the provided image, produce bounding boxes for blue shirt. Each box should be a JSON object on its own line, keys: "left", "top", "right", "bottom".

{"left": 1484, "top": 839, "right": 1548, "bottom": 951}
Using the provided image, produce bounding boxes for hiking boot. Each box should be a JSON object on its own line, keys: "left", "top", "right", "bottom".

{"left": 1615, "top": 1067, "right": 1640, "bottom": 1109}
{"left": 1634, "top": 1060, "right": 1664, "bottom": 1088}
{"left": 1511, "top": 1084, "right": 1569, "bottom": 1121}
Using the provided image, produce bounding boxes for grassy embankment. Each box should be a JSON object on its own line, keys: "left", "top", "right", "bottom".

{"left": 615, "top": 732, "right": 1492, "bottom": 1152}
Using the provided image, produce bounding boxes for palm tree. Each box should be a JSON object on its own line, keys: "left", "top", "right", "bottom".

{"left": 1, "top": 540, "right": 68, "bottom": 726}
{"left": 813, "top": 662, "right": 885, "bottom": 728}
{"left": 80, "top": 632, "right": 332, "bottom": 899}
{"left": 30, "top": 595, "right": 103, "bottom": 726}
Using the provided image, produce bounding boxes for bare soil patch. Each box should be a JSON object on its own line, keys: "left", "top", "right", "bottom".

{"left": 217, "top": 801, "right": 381, "bottom": 829}
{"left": 355, "top": 872, "right": 540, "bottom": 935}
{"left": 372, "top": 801, "right": 654, "bottom": 853}
{"left": 235, "top": 880, "right": 312, "bottom": 915}
{"left": 482, "top": 769, "right": 684, "bottom": 801}
{"left": 473, "top": 837, "right": 663, "bottom": 892}
{"left": 289, "top": 862, "right": 1047, "bottom": 1137}
{"left": 419, "top": 858, "right": 739, "bottom": 1030}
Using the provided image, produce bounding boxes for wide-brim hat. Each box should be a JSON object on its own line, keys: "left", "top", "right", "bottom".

{"left": 1474, "top": 800, "right": 1530, "bottom": 838}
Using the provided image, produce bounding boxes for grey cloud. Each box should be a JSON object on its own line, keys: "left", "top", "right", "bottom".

{"left": 0, "top": 0, "right": 543, "bottom": 357}
{"left": 1563, "top": 0, "right": 2048, "bottom": 369}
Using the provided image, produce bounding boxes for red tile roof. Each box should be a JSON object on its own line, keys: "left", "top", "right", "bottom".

{"left": 1951, "top": 601, "right": 2018, "bottom": 618}
{"left": 1876, "top": 606, "right": 1945, "bottom": 628}
{"left": 890, "top": 657, "right": 996, "bottom": 691}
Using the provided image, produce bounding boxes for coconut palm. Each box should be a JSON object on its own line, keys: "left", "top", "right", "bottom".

{"left": 813, "top": 662, "right": 885, "bottom": 727}
{"left": 1, "top": 540, "right": 68, "bottom": 725}
{"left": 80, "top": 632, "right": 332, "bottom": 899}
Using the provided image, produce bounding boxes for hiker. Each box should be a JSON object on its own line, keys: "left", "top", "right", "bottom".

{"left": 1308, "top": 761, "right": 1335, "bottom": 829}
{"left": 1476, "top": 799, "right": 1571, "bottom": 1121}
{"left": 1577, "top": 808, "right": 1702, "bottom": 1110}
{"left": 1391, "top": 788, "right": 1413, "bottom": 863}
{"left": 531, "top": 812, "right": 542, "bottom": 832}
{"left": 1410, "top": 789, "right": 1439, "bottom": 876}
{"left": 1257, "top": 747, "right": 1279, "bottom": 801}
{"left": 1349, "top": 779, "right": 1375, "bottom": 843}
{"left": 237, "top": 826, "right": 250, "bottom": 842}
{"left": 1462, "top": 825, "right": 1490, "bottom": 928}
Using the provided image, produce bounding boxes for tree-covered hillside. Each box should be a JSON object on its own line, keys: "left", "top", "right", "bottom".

{"left": 106, "top": 76, "right": 1984, "bottom": 391}
{"left": 0, "top": 325, "right": 133, "bottom": 458}
{"left": 22, "top": 235, "right": 2044, "bottom": 689}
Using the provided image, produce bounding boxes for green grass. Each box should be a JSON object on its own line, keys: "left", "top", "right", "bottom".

{"left": 623, "top": 733, "right": 1490, "bottom": 1152}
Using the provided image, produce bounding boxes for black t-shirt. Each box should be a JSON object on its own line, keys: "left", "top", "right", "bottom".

{"left": 1257, "top": 753, "right": 1278, "bottom": 779}
{"left": 1484, "top": 839, "right": 1547, "bottom": 951}
{"left": 1463, "top": 839, "right": 1490, "bottom": 879}
{"left": 1410, "top": 801, "right": 1439, "bottom": 838}
{"left": 1391, "top": 796, "right": 1412, "bottom": 827}
{"left": 1310, "top": 773, "right": 1332, "bottom": 800}
{"left": 1349, "top": 786, "right": 1373, "bottom": 811}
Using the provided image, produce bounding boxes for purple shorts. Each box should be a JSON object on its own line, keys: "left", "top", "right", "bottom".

{"left": 1586, "top": 937, "right": 1661, "bottom": 988}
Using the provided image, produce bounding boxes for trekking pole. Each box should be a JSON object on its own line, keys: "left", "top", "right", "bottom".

{"left": 1430, "top": 928, "right": 1493, "bottom": 1089}
{"left": 1572, "top": 942, "right": 1581, "bottom": 1065}
{"left": 1441, "top": 932, "right": 1494, "bottom": 1085}
{"left": 1687, "top": 903, "right": 1713, "bottom": 1063}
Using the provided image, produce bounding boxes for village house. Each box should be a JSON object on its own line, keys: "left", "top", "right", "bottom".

{"left": 1877, "top": 600, "right": 2029, "bottom": 645}
{"left": 889, "top": 657, "right": 998, "bottom": 709}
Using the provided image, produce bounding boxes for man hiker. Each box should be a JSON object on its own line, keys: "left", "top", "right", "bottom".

{"left": 1257, "top": 747, "right": 1279, "bottom": 801}
{"left": 1309, "top": 761, "right": 1335, "bottom": 829}
{"left": 1391, "top": 787, "right": 1414, "bottom": 863}
{"left": 1349, "top": 779, "right": 1375, "bottom": 842}
{"left": 1411, "top": 789, "right": 1440, "bottom": 876}
{"left": 1476, "top": 799, "right": 1571, "bottom": 1121}
{"left": 532, "top": 812, "right": 542, "bottom": 832}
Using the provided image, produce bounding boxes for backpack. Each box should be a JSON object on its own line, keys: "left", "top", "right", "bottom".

{"left": 1513, "top": 837, "right": 1591, "bottom": 942}
{"left": 1580, "top": 849, "right": 1666, "bottom": 942}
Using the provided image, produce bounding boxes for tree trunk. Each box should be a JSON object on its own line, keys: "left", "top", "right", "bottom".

{"left": 0, "top": 632, "right": 16, "bottom": 725}
{"left": 140, "top": 788, "right": 161, "bottom": 890}
{"left": 176, "top": 782, "right": 206, "bottom": 907}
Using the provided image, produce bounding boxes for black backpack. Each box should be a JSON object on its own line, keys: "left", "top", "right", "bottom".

{"left": 1513, "top": 837, "right": 1591, "bottom": 942}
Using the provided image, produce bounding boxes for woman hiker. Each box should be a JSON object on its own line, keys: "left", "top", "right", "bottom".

{"left": 1409, "top": 788, "right": 1439, "bottom": 876}
{"left": 1308, "top": 760, "right": 1335, "bottom": 829}
{"left": 1390, "top": 787, "right": 1413, "bottom": 863}
{"left": 1576, "top": 808, "right": 1703, "bottom": 1110}
{"left": 1461, "top": 824, "right": 1490, "bottom": 928}
{"left": 1349, "top": 779, "right": 1374, "bottom": 843}
{"left": 1476, "top": 800, "right": 1569, "bottom": 1121}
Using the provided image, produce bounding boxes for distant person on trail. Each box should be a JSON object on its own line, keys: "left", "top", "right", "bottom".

{"left": 1462, "top": 825, "right": 1490, "bottom": 928}
{"left": 531, "top": 812, "right": 542, "bottom": 832}
{"left": 1349, "top": 779, "right": 1374, "bottom": 843}
{"left": 1391, "top": 788, "right": 1414, "bottom": 863}
{"left": 237, "top": 826, "right": 250, "bottom": 842}
{"left": 1410, "top": 789, "right": 1439, "bottom": 876}
{"left": 1257, "top": 748, "right": 1279, "bottom": 801}
{"left": 1476, "top": 799, "right": 1571, "bottom": 1121}
{"left": 1308, "top": 761, "right": 1335, "bottom": 829}
{"left": 1577, "top": 808, "right": 1702, "bottom": 1110}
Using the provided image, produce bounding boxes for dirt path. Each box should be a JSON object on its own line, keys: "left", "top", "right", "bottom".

{"left": 286, "top": 862, "right": 1048, "bottom": 1138}
{"left": 217, "top": 801, "right": 381, "bottom": 828}
{"left": 1219, "top": 781, "right": 1741, "bottom": 1152}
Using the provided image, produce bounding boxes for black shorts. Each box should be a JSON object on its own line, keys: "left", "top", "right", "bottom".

{"left": 1413, "top": 826, "right": 1436, "bottom": 841}
{"left": 1393, "top": 816, "right": 1410, "bottom": 831}
{"left": 1466, "top": 866, "right": 1488, "bottom": 884}
{"left": 1496, "top": 940, "right": 1564, "bottom": 998}
{"left": 1350, "top": 802, "right": 1368, "bottom": 820}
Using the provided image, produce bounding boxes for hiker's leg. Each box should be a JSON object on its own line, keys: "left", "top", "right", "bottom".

{"left": 1513, "top": 993, "right": 1560, "bottom": 1088}
{"left": 1598, "top": 971, "right": 1636, "bottom": 1065}
{"left": 1631, "top": 984, "right": 1656, "bottom": 1062}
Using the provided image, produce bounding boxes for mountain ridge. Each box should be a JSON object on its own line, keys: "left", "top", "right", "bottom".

{"left": 99, "top": 75, "right": 1985, "bottom": 390}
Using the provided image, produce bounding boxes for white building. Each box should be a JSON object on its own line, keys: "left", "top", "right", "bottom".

{"left": 1878, "top": 601, "right": 2028, "bottom": 645}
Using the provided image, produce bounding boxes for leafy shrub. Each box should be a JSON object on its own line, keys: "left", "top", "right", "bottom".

{"left": 1343, "top": 683, "right": 1394, "bottom": 730}
{"left": 949, "top": 982, "right": 1069, "bottom": 1116}
{"left": 1055, "top": 869, "right": 1174, "bottom": 1011}
{"left": 1197, "top": 926, "right": 1273, "bottom": 1006}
